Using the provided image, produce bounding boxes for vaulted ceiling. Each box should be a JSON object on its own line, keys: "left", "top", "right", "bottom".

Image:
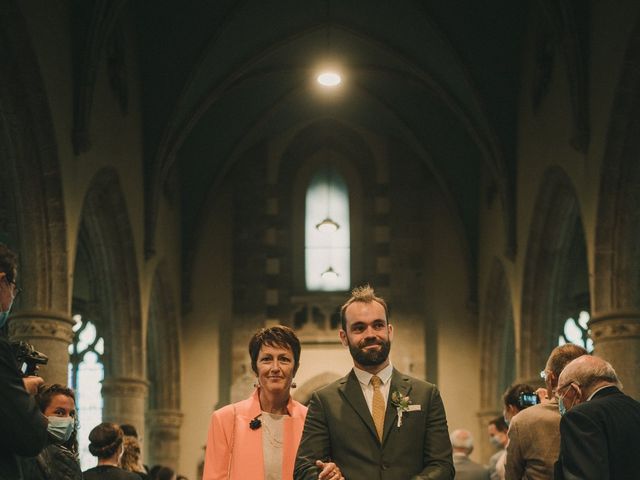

{"left": 133, "top": 0, "right": 527, "bottom": 259}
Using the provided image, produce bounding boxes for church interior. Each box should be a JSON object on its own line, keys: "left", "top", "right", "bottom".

{"left": 2, "top": 0, "right": 640, "bottom": 477}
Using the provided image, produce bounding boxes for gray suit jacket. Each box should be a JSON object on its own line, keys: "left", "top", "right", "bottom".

{"left": 294, "top": 368, "right": 454, "bottom": 480}
{"left": 453, "top": 455, "right": 489, "bottom": 480}
{"left": 504, "top": 400, "right": 560, "bottom": 480}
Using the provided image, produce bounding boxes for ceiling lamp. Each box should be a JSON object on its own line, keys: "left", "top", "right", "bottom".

{"left": 317, "top": 71, "right": 341, "bottom": 87}
{"left": 315, "top": 217, "right": 340, "bottom": 232}
{"left": 321, "top": 266, "right": 339, "bottom": 279}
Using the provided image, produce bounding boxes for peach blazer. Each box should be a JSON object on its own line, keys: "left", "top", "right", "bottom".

{"left": 202, "top": 390, "right": 308, "bottom": 480}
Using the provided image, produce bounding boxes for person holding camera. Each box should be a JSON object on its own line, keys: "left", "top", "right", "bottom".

{"left": 0, "top": 243, "right": 48, "bottom": 479}
{"left": 504, "top": 344, "right": 586, "bottom": 480}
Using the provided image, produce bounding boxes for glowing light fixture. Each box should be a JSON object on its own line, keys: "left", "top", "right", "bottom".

{"left": 321, "top": 266, "right": 339, "bottom": 279}
{"left": 317, "top": 71, "right": 341, "bottom": 87}
{"left": 315, "top": 217, "right": 340, "bottom": 232}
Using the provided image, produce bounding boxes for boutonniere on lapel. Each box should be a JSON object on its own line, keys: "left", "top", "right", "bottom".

{"left": 391, "top": 391, "right": 422, "bottom": 427}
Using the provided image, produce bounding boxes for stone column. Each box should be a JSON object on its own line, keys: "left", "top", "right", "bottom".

{"left": 477, "top": 409, "right": 502, "bottom": 464}
{"left": 9, "top": 310, "right": 75, "bottom": 385}
{"left": 146, "top": 409, "right": 184, "bottom": 470}
{"left": 101, "top": 377, "right": 149, "bottom": 441}
{"left": 589, "top": 311, "right": 640, "bottom": 399}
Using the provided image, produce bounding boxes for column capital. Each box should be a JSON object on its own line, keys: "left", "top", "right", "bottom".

{"left": 101, "top": 377, "right": 149, "bottom": 398}
{"left": 589, "top": 312, "right": 640, "bottom": 341}
{"left": 146, "top": 409, "right": 183, "bottom": 430}
{"left": 9, "top": 310, "right": 75, "bottom": 343}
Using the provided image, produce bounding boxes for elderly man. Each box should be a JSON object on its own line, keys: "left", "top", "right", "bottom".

{"left": 295, "top": 285, "right": 454, "bottom": 480}
{"left": 504, "top": 344, "right": 586, "bottom": 479}
{"left": 0, "top": 243, "right": 48, "bottom": 479}
{"left": 450, "top": 429, "right": 489, "bottom": 480}
{"left": 554, "top": 355, "right": 640, "bottom": 479}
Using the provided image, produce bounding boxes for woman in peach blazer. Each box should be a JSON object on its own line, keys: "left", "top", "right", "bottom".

{"left": 202, "top": 326, "right": 342, "bottom": 480}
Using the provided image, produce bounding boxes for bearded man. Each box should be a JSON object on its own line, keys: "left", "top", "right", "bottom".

{"left": 294, "top": 285, "right": 454, "bottom": 480}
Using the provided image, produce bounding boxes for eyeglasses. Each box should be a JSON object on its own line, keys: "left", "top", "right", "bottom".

{"left": 2, "top": 275, "right": 21, "bottom": 298}
{"left": 554, "top": 380, "right": 579, "bottom": 398}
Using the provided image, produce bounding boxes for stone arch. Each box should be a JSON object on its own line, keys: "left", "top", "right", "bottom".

{"left": 479, "top": 259, "right": 515, "bottom": 411}
{"left": 75, "top": 167, "right": 147, "bottom": 428}
{"left": 592, "top": 14, "right": 640, "bottom": 397}
{"left": 520, "top": 166, "right": 588, "bottom": 381}
{"left": 146, "top": 262, "right": 182, "bottom": 469}
{"left": 294, "top": 372, "right": 341, "bottom": 405}
{"left": 0, "top": 1, "right": 71, "bottom": 383}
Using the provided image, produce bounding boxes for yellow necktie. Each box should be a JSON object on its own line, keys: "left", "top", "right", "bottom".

{"left": 370, "top": 375, "right": 385, "bottom": 441}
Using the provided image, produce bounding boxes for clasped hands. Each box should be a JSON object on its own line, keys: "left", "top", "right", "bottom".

{"left": 316, "top": 459, "right": 345, "bottom": 480}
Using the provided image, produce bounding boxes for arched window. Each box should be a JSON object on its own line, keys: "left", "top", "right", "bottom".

{"left": 558, "top": 310, "right": 593, "bottom": 353}
{"left": 68, "top": 314, "right": 104, "bottom": 469}
{"left": 305, "top": 166, "right": 350, "bottom": 291}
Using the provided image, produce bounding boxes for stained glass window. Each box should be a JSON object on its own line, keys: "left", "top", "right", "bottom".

{"left": 558, "top": 310, "right": 593, "bottom": 353}
{"left": 68, "top": 314, "right": 104, "bottom": 470}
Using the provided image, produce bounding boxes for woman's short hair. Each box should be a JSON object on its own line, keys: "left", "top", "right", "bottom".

{"left": 35, "top": 383, "right": 75, "bottom": 412}
{"left": 88, "top": 422, "right": 123, "bottom": 458}
{"left": 248, "top": 325, "right": 301, "bottom": 375}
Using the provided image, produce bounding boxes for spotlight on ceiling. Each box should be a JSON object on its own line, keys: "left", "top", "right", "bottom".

{"left": 317, "top": 71, "right": 341, "bottom": 87}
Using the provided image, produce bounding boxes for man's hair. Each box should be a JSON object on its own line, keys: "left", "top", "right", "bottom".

{"left": 503, "top": 383, "right": 535, "bottom": 409}
{"left": 0, "top": 243, "right": 18, "bottom": 283}
{"left": 35, "top": 383, "right": 75, "bottom": 412}
{"left": 546, "top": 344, "right": 587, "bottom": 377}
{"left": 562, "top": 355, "right": 620, "bottom": 391}
{"left": 340, "top": 284, "right": 389, "bottom": 330}
{"left": 248, "top": 325, "right": 301, "bottom": 375}
{"left": 450, "top": 429, "right": 473, "bottom": 453}
{"left": 488, "top": 416, "right": 508, "bottom": 433}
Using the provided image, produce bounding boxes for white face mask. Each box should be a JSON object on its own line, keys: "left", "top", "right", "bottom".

{"left": 47, "top": 416, "right": 75, "bottom": 443}
{"left": 489, "top": 435, "right": 503, "bottom": 448}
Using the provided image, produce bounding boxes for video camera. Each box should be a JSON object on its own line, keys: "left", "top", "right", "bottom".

{"left": 11, "top": 341, "right": 48, "bottom": 376}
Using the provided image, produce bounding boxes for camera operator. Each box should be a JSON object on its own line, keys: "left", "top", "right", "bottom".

{"left": 0, "top": 243, "right": 48, "bottom": 479}
{"left": 504, "top": 344, "right": 586, "bottom": 480}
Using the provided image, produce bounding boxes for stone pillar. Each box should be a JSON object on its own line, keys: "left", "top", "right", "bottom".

{"left": 101, "top": 377, "right": 149, "bottom": 442}
{"left": 8, "top": 310, "right": 74, "bottom": 385}
{"left": 146, "top": 409, "right": 183, "bottom": 470}
{"left": 589, "top": 311, "right": 640, "bottom": 399}
{"left": 477, "top": 409, "right": 502, "bottom": 464}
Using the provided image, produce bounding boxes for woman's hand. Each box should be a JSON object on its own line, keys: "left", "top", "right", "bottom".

{"left": 315, "top": 459, "right": 345, "bottom": 480}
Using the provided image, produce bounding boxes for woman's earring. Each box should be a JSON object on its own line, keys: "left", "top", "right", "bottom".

{"left": 253, "top": 380, "right": 259, "bottom": 388}
{"left": 291, "top": 380, "right": 297, "bottom": 389}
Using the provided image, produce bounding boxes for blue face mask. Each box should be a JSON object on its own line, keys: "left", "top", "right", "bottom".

{"left": 47, "top": 416, "right": 75, "bottom": 443}
{"left": 0, "top": 299, "right": 13, "bottom": 329}
{"left": 558, "top": 397, "right": 567, "bottom": 416}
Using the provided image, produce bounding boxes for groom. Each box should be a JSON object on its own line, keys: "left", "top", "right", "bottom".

{"left": 294, "top": 285, "right": 454, "bottom": 480}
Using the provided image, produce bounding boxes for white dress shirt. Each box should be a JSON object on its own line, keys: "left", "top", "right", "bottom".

{"left": 353, "top": 363, "right": 394, "bottom": 415}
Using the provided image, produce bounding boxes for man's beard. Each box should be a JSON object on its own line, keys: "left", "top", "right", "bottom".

{"left": 348, "top": 337, "right": 391, "bottom": 366}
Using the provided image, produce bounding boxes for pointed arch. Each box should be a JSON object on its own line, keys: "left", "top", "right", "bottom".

{"left": 594, "top": 14, "right": 640, "bottom": 314}
{"left": 75, "top": 168, "right": 143, "bottom": 378}
{"left": 520, "top": 167, "right": 588, "bottom": 380}
{"left": 0, "top": 1, "right": 68, "bottom": 313}
{"left": 479, "top": 259, "right": 515, "bottom": 410}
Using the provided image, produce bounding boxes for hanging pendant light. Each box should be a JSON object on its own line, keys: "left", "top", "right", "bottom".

{"left": 321, "top": 266, "right": 339, "bottom": 279}
{"left": 316, "top": 217, "right": 340, "bottom": 232}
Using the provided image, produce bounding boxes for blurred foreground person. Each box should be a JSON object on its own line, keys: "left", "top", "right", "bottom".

{"left": 0, "top": 243, "right": 48, "bottom": 479}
